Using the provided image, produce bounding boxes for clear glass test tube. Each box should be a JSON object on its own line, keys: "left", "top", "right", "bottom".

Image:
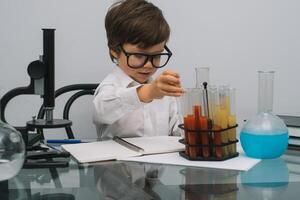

{"left": 200, "top": 84, "right": 211, "bottom": 158}
{"left": 228, "top": 87, "right": 237, "bottom": 154}
{"left": 219, "top": 85, "right": 230, "bottom": 157}
{"left": 178, "top": 88, "right": 203, "bottom": 158}
{"left": 209, "top": 86, "right": 219, "bottom": 125}
{"left": 209, "top": 86, "right": 223, "bottom": 158}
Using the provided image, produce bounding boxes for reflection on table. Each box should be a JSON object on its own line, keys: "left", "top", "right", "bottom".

{"left": 2, "top": 149, "right": 300, "bottom": 199}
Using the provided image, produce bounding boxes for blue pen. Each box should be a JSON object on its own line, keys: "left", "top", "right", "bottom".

{"left": 46, "top": 139, "right": 82, "bottom": 144}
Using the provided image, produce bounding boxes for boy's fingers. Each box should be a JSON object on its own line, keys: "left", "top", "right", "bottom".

{"left": 162, "top": 70, "right": 180, "bottom": 78}
{"left": 160, "top": 84, "right": 183, "bottom": 94}
{"left": 160, "top": 74, "right": 181, "bottom": 85}
{"left": 161, "top": 91, "right": 183, "bottom": 97}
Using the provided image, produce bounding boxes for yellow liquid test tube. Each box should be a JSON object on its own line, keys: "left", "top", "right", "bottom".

{"left": 219, "top": 85, "right": 230, "bottom": 157}
{"left": 228, "top": 88, "right": 237, "bottom": 154}
{"left": 228, "top": 115, "right": 237, "bottom": 154}
{"left": 209, "top": 87, "right": 223, "bottom": 158}
{"left": 218, "top": 107, "right": 229, "bottom": 157}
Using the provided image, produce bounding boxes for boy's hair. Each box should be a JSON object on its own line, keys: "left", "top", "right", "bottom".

{"left": 105, "top": 0, "right": 170, "bottom": 62}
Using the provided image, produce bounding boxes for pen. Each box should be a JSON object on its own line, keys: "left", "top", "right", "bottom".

{"left": 46, "top": 139, "right": 82, "bottom": 144}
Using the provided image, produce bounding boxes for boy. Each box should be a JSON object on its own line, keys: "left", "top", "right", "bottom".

{"left": 93, "top": 0, "right": 183, "bottom": 140}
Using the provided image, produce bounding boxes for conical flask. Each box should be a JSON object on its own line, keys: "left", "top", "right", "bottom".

{"left": 240, "top": 71, "right": 288, "bottom": 159}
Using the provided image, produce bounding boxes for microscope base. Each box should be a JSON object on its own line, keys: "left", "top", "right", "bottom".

{"left": 27, "top": 119, "right": 72, "bottom": 129}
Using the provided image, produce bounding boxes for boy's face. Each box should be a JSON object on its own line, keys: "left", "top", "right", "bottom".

{"left": 111, "top": 42, "right": 165, "bottom": 83}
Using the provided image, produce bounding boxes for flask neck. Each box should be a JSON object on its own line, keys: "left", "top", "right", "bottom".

{"left": 257, "top": 71, "right": 274, "bottom": 113}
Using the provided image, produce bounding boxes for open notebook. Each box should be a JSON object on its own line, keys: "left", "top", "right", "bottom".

{"left": 61, "top": 136, "right": 184, "bottom": 163}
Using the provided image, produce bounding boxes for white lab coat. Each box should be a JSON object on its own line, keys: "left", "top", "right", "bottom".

{"left": 93, "top": 67, "right": 182, "bottom": 140}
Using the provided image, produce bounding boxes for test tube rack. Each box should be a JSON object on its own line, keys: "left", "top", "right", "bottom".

{"left": 178, "top": 124, "right": 239, "bottom": 161}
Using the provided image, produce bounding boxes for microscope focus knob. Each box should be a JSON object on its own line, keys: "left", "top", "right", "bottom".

{"left": 27, "top": 60, "right": 46, "bottom": 79}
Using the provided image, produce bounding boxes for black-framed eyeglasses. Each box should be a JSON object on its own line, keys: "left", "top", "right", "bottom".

{"left": 119, "top": 45, "right": 172, "bottom": 68}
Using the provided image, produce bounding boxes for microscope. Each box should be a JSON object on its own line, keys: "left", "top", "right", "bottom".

{"left": 0, "top": 29, "right": 71, "bottom": 168}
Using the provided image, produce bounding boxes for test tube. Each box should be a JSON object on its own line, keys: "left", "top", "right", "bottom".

{"left": 191, "top": 88, "right": 203, "bottom": 157}
{"left": 195, "top": 67, "right": 210, "bottom": 88}
{"left": 178, "top": 90, "right": 191, "bottom": 156}
{"left": 179, "top": 88, "right": 203, "bottom": 158}
{"left": 219, "top": 85, "right": 230, "bottom": 157}
{"left": 209, "top": 87, "right": 223, "bottom": 158}
{"left": 200, "top": 82, "right": 210, "bottom": 158}
{"left": 228, "top": 88, "right": 237, "bottom": 154}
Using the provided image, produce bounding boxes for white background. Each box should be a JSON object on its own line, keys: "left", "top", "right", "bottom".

{"left": 1, "top": 0, "right": 299, "bottom": 139}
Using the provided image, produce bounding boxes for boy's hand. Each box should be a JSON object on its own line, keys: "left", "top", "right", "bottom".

{"left": 137, "top": 70, "right": 183, "bottom": 103}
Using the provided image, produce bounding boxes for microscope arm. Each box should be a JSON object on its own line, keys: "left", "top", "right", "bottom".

{"left": 1, "top": 60, "right": 45, "bottom": 124}
{"left": 0, "top": 84, "right": 34, "bottom": 124}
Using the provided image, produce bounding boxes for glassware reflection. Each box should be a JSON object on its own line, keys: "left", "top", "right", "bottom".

{"left": 0, "top": 120, "right": 25, "bottom": 181}
{"left": 94, "top": 162, "right": 164, "bottom": 200}
{"left": 180, "top": 167, "right": 238, "bottom": 200}
{"left": 241, "top": 158, "right": 289, "bottom": 200}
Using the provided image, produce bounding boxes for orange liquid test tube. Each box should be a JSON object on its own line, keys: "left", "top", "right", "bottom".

{"left": 187, "top": 115, "right": 197, "bottom": 159}
{"left": 183, "top": 116, "right": 190, "bottom": 156}
{"left": 193, "top": 105, "right": 202, "bottom": 156}
{"left": 200, "top": 116, "right": 210, "bottom": 157}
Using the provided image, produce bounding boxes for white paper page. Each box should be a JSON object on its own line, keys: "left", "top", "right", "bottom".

{"left": 123, "top": 136, "right": 185, "bottom": 155}
{"left": 120, "top": 152, "right": 259, "bottom": 171}
{"left": 62, "top": 140, "right": 141, "bottom": 163}
{"left": 120, "top": 145, "right": 260, "bottom": 171}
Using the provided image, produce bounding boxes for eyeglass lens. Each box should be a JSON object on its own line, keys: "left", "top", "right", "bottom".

{"left": 128, "top": 54, "right": 169, "bottom": 68}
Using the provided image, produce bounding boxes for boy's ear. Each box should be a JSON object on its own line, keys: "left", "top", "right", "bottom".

{"left": 110, "top": 49, "right": 120, "bottom": 59}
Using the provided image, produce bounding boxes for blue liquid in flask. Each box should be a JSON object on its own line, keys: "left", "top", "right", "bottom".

{"left": 240, "top": 131, "right": 288, "bottom": 159}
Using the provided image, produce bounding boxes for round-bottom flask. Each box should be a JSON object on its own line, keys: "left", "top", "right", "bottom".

{"left": 0, "top": 120, "right": 25, "bottom": 181}
{"left": 240, "top": 113, "right": 288, "bottom": 158}
{"left": 240, "top": 71, "right": 288, "bottom": 159}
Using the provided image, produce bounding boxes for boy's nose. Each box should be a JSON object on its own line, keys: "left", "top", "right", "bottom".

{"left": 143, "top": 59, "right": 154, "bottom": 69}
